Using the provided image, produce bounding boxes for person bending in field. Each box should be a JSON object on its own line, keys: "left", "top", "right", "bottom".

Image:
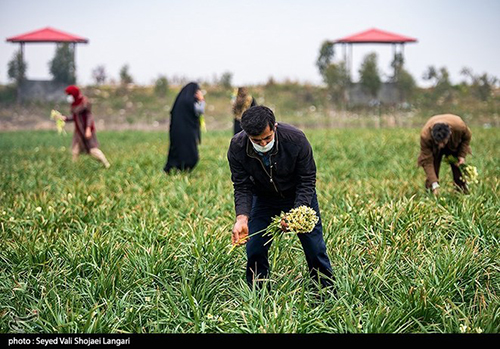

{"left": 417, "top": 114, "right": 472, "bottom": 195}
{"left": 232, "top": 87, "right": 256, "bottom": 135}
{"left": 62, "top": 85, "right": 110, "bottom": 168}
{"left": 227, "top": 106, "right": 334, "bottom": 290}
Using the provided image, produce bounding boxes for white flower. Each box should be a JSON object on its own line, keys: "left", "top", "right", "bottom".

{"left": 35, "top": 207, "right": 42, "bottom": 212}
{"left": 460, "top": 323, "right": 469, "bottom": 333}
{"left": 277, "top": 205, "right": 319, "bottom": 234}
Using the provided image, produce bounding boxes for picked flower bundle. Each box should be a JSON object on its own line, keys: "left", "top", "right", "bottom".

{"left": 199, "top": 114, "right": 207, "bottom": 133}
{"left": 268, "top": 205, "right": 319, "bottom": 237}
{"left": 50, "top": 110, "right": 66, "bottom": 135}
{"left": 231, "top": 205, "right": 319, "bottom": 252}
{"left": 444, "top": 155, "right": 479, "bottom": 185}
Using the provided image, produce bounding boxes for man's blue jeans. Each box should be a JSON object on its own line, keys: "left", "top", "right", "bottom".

{"left": 246, "top": 192, "right": 333, "bottom": 288}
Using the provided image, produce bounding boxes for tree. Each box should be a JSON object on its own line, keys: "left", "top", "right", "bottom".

{"left": 423, "top": 65, "right": 453, "bottom": 102}
{"left": 49, "top": 43, "right": 76, "bottom": 83}
{"left": 390, "top": 53, "right": 416, "bottom": 102}
{"left": 359, "top": 52, "right": 381, "bottom": 99}
{"left": 423, "top": 66, "right": 451, "bottom": 90}
{"left": 397, "top": 70, "right": 417, "bottom": 102}
{"left": 460, "top": 67, "right": 498, "bottom": 101}
{"left": 7, "top": 49, "right": 27, "bottom": 84}
{"left": 316, "top": 41, "right": 335, "bottom": 79}
{"left": 119, "top": 64, "right": 133, "bottom": 85}
{"left": 154, "top": 75, "right": 169, "bottom": 97}
{"left": 219, "top": 71, "right": 233, "bottom": 89}
{"left": 324, "top": 61, "right": 351, "bottom": 105}
{"left": 92, "top": 65, "right": 107, "bottom": 85}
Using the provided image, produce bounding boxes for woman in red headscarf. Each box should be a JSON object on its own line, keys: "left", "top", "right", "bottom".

{"left": 63, "top": 85, "right": 110, "bottom": 168}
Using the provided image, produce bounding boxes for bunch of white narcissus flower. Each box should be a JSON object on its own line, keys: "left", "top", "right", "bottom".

{"left": 268, "top": 205, "right": 319, "bottom": 236}
{"left": 50, "top": 109, "right": 66, "bottom": 135}
{"left": 444, "top": 155, "right": 479, "bottom": 185}
{"left": 230, "top": 205, "right": 319, "bottom": 252}
{"left": 461, "top": 163, "right": 479, "bottom": 184}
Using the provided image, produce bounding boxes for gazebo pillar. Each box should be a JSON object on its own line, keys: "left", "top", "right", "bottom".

{"left": 20, "top": 42, "right": 25, "bottom": 61}
{"left": 349, "top": 43, "right": 353, "bottom": 78}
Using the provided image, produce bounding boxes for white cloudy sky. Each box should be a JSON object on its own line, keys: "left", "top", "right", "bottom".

{"left": 0, "top": 0, "right": 499, "bottom": 87}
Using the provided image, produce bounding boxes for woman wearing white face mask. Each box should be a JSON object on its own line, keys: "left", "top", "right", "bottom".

{"left": 62, "top": 85, "right": 110, "bottom": 168}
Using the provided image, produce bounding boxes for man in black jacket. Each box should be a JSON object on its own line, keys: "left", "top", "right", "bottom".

{"left": 227, "top": 106, "right": 333, "bottom": 289}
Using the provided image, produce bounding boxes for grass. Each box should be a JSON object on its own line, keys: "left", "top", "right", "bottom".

{"left": 0, "top": 126, "right": 499, "bottom": 333}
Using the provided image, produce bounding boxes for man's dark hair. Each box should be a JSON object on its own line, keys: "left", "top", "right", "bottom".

{"left": 431, "top": 123, "right": 451, "bottom": 142}
{"left": 240, "top": 106, "right": 276, "bottom": 136}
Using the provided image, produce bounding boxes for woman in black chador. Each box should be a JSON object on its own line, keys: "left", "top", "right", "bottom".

{"left": 164, "top": 82, "right": 205, "bottom": 173}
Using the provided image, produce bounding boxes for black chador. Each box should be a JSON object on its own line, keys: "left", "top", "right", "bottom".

{"left": 164, "top": 82, "right": 204, "bottom": 173}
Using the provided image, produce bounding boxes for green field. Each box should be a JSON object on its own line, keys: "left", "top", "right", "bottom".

{"left": 1, "top": 127, "right": 499, "bottom": 333}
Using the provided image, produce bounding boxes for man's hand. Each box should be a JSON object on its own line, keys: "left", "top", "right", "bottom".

{"left": 85, "top": 127, "right": 92, "bottom": 139}
{"left": 232, "top": 215, "right": 249, "bottom": 246}
{"left": 456, "top": 157, "right": 465, "bottom": 167}
{"left": 280, "top": 218, "right": 289, "bottom": 232}
{"left": 431, "top": 182, "right": 440, "bottom": 196}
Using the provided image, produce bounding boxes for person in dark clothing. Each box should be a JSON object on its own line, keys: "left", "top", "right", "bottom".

{"left": 164, "top": 82, "right": 205, "bottom": 173}
{"left": 227, "top": 106, "right": 333, "bottom": 289}
{"left": 232, "top": 87, "right": 256, "bottom": 135}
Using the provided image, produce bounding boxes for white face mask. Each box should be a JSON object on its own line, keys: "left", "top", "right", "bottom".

{"left": 66, "top": 95, "right": 75, "bottom": 104}
{"left": 252, "top": 137, "right": 275, "bottom": 153}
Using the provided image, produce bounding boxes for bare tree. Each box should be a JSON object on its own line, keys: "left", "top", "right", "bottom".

{"left": 119, "top": 64, "right": 133, "bottom": 85}
{"left": 92, "top": 65, "right": 107, "bottom": 85}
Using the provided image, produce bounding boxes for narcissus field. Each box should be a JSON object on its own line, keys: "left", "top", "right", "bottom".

{"left": 1, "top": 127, "right": 498, "bottom": 333}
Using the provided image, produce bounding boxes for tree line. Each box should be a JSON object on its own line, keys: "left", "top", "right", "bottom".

{"left": 5, "top": 41, "right": 499, "bottom": 107}
{"left": 316, "top": 41, "right": 499, "bottom": 107}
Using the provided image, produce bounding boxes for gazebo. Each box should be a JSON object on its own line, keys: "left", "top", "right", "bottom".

{"left": 6, "top": 27, "right": 88, "bottom": 101}
{"left": 7, "top": 26, "right": 88, "bottom": 63}
{"left": 331, "top": 28, "right": 417, "bottom": 78}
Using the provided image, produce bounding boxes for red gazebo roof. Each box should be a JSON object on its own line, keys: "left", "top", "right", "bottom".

{"left": 334, "top": 28, "right": 417, "bottom": 44}
{"left": 6, "top": 27, "right": 88, "bottom": 43}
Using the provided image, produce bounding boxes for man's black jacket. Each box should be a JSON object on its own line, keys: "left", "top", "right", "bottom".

{"left": 227, "top": 123, "right": 316, "bottom": 217}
